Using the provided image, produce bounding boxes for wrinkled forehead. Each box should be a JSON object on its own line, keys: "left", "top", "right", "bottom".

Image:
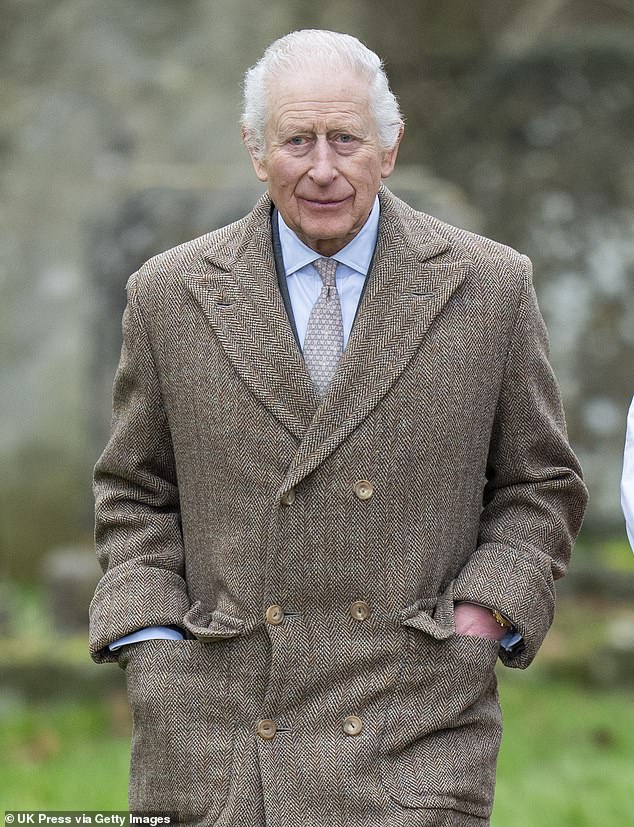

{"left": 264, "top": 68, "right": 375, "bottom": 133}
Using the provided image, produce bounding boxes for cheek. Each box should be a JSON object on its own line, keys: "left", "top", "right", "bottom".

{"left": 351, "top": 171, "right": 381, "bottom": 201}
{"left": 350, "top": 160, "right": 382, "bottom": 189}
{"left": 269, "top": 157, "right": 304, "bottom": 186}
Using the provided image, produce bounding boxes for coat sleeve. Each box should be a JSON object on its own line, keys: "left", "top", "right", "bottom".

{"left": 452, "top": 258, "right": 588, "bottom": 668}
{"left": 89, "top": 272, "right": 190, "bottom": 663}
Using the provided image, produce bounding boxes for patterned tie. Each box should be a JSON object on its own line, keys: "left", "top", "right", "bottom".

{"left": 303, "top": 257, "right": 344, "bottom": 398}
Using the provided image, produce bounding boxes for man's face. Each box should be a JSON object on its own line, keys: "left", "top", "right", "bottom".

{"left": 246, "top": 69, "right": 402, "bottom": 257}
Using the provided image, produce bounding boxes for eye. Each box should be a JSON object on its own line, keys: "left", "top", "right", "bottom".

{"left": 332, "top": 133, "right": 360, "bottom": 145}
{"left": 288, "top": 136, "right": 307, "bottom": 146}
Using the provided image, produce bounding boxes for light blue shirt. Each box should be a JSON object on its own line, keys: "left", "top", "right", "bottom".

{"left": 108, "top": 196, "right": 521, "bottom": 655}
{"left": 107, "top": 625, "right": 185, "bottom": 650}
{"left": 277, "top": 196, "right": 380, "bottom": 349}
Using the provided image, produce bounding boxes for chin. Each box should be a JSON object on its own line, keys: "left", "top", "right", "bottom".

{"left": 304, "top": 219, "right": 354, "bottom": 241}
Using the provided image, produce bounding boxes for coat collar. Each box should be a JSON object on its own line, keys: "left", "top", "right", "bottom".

{"left": 182, "top": 187, "right": 468, "bottom": 491}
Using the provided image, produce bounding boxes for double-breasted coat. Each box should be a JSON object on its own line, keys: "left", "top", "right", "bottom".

{"left": 90, "top": 188, "right": 587, "bottom": 827}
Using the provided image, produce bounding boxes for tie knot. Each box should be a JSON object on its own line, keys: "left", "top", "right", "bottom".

{"left": 313, "top": 257, "right": 337, "bottom": 288}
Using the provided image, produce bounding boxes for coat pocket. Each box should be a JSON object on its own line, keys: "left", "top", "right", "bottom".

{"left": 125, "top": 636, "right": 236, "bottom": 822}
{"left": 182, "top": 600, "right": 246, "bottom": 641}
{"left": 381, "top": 586, "right": 502, "bottom": 819}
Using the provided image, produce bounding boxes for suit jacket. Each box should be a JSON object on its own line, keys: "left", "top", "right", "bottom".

{"left": 90, "top": 187, "right": 587, "bottom": 827}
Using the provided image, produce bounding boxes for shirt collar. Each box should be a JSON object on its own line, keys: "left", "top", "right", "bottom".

{"left": 277, "top": 196, "right": 380, "bottom": 277}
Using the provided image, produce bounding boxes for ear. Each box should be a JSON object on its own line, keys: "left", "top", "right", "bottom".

{"left": 380, "top": 123, "right": 404, "bottom": 179}
{"left": 242, "top": 126, "right": 268, "bottom": 182}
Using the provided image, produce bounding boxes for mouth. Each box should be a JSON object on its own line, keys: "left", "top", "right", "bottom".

{"left": 300, "top": 196, "right": 351, "bottom": 208}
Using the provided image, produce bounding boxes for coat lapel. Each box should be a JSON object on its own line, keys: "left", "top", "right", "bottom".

{"left": 281, "top": 189, "right": 468, "bottom": 492}
{"left": 183, "top": 189, "right": 469, "bottom": 491}
{"left": 182, "top": 196, "right": 319, "bottom": 440}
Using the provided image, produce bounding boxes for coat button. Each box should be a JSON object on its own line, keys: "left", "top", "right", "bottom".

{"left": 265, "top": 604, "right": 284, "bottom": 625}
{"left": 353, "top": 479, "right": 374, "bottom": 500}
{"left": 349, "top": 600, "right": 370, "bottom": 621}
{"left": 257, "top": 719, "right": 277, "bottom": 740}
{"left": 280, "top": 489, "right": 296, "bottom": 506}
{"left": 343, "top": 715, "right": 364, "bottom": 736}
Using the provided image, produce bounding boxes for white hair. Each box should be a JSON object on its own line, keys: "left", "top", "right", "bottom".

{"left": 242, "top": 29, "right": 403, "bottom": 159}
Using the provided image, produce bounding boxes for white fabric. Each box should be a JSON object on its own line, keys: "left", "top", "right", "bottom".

{"left": 621, "top": 395, "right": 634, "bottom": 552}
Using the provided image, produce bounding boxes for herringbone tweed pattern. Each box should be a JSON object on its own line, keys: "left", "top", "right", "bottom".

{"left": 90, "top": 187, "right": 587, "bottom": 826}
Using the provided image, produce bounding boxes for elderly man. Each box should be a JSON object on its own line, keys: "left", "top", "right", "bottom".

{"left": 90, "top": 30, "right": 587, "bottom": 827}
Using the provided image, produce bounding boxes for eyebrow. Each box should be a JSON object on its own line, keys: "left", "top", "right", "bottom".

{"left": 277, "top": 124, "right": 365, "bottom": 139}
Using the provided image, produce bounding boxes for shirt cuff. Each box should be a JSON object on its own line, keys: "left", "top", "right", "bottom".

{"left": 108, "top": 625, "right": 185, "bottom": 651}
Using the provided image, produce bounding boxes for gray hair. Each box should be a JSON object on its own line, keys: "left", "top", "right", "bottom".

{"left": 242, "top": 29, "right": 403, "bottom": 159}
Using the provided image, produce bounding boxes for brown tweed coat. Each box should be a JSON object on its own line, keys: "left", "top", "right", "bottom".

{"left": 90, "top": 187, "right": 587, "bottom": 827}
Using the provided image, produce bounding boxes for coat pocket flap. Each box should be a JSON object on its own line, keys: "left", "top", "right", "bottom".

{"left": 183, "top": 601, "right": 245, "bottom": 641}
{"left": 400, "top": 582, "right": 456, "bottom": 640}
{"left": 401, "top": 610, "right": 453, "bottom": 640}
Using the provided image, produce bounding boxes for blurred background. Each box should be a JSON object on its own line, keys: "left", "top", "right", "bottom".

{"left": 1, "top": 0, "right": 632, "bottom": 823}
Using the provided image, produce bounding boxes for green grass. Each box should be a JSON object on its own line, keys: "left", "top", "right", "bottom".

{"left": 573, "top": 533, "right": 632, "bottom": 572}
{"left": 0, "top": 696, "right": 130, "bottom": 810}
{"left": 1, "top": 677, "right": 632, "bottom": 824}
{"left": 493, "top": 672, "right": 634, "bottom": 826}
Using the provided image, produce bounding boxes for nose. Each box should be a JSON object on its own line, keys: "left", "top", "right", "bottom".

{"left": 308, "top": 138, "right": 338, "bottom": 186}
